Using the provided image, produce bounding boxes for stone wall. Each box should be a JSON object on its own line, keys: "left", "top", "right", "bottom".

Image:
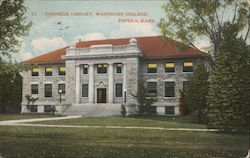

{"left": 21, "top": 63, "right": 66, "bottom": 113}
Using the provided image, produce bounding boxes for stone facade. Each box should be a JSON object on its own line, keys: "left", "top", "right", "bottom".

{"left": 21, "top": 38, "right": 207, "bottom": 115}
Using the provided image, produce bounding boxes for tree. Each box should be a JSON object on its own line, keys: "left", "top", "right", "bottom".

{"left": 0, "top": 72, "right": 22, "bottom": 112}
{"left": 25, "top": 94, "right": 38, "bottom": 112}
{"left": 207, "top": 22, "right": 250, "bottom": 130}
{"left": 132, "top": 82, "right": 156, "bottom": 115}
{"left": 0, "top": 0, "right": 31, "bottom": 57}
{"left": 184, "top": 61, "right": 209, "bottom": 123}
{"left": 0, "top": 0, "right": 31, "bottom": 112}
{"left": 179, "top": 90, "right": 188, "bottom": 116}
{"left": 158, "top": 0, "right": 250, "bottom": 57}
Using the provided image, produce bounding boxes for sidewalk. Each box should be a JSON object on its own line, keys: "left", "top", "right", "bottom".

{"left": 0, "top": 116, "right": 218, "bottom": 132}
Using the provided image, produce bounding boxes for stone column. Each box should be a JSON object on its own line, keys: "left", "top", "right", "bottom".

{"left": 89, "top": 63, "right": 95, "bottom": 103}
{"left": 108, "top": 63, "right": 114, "bottom": 103}
{"left": 123, "top": 62, "right": 127, "bottom": 103}
{"left": 75, "top": 65, "right": 80, "bottom": 103}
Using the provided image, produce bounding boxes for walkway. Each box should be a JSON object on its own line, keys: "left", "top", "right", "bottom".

{"left": 0, "top": 116, "right": 219, "bottom": 132}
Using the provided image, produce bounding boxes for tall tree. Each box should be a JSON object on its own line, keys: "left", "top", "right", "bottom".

{"left": 207, "top": 22, "right": 250, "bottom": 130}
{"left": 184, "top": 61, "right": 209, "bottom": 123}
{"left": 0, "top": 0, "right": 31, "bottom": 57}
{"left": 158, "top": 0, "right": 250, "bottom": 57}
{"left": 0, "top": 0, "right": 31, "bottom": 112}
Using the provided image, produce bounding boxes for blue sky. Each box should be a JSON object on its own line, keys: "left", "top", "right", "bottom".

{"left": 16, "top": 0, "right": 210, "bottom": 62}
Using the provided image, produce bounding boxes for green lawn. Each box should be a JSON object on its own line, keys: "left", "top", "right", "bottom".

{"left": 33, "top": 116, "right": 207, "bottom": 129}
{"left": 0, "top": 125, "right": 248, "bottom": 158}
{"left": 0, "top": 113, "right": 61, "bottom": 121}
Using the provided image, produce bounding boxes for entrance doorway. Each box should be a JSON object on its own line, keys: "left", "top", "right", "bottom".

{"left": 97, "top": 88, "right": 107, "bottom": 103}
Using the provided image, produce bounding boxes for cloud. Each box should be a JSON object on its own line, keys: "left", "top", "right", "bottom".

{"left": 110, "top": 23, "right": 159, "bottom": 39}
{"left": 72, "top": 33, "right": 106, "bottom": 43}
{"left": 31, "top": 37, "right": 67, "bottom": 53}
{"left": 14, "top": 42, "right": 33, "bottom": 62}
{"left": 193, "top": 39, "right": 210, "bottom": 51}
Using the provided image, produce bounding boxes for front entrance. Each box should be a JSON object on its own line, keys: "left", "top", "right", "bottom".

{"left": 97, "top": 88, "right": 107, "bottom": 103}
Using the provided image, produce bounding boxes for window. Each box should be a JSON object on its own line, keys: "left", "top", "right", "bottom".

{"left": 165, "top": 62, "right": 175, "bottom": 73}
{"left": 115, "top": 83, "right": 123, "bottom": 97}
{"left": 59, "top": 67, "right": 65, "bottom": 75}
{"left": 45, "top": 67, "right": 53, "bottom": 76}
{"left": 82, "top": 84, "right": 88, "bottom": 97}
{"left": 30, "top": 105, "right": 38, "bottom": 113}
{"left": 45, "top": 84, "right": 52, "bottom": 97}
{"left": 58, "top": 84, "right": 65, "bottom": 94}
{"left": 97, "top": 64, "right": 107, "bottom": 74}
{"left": 31, "top": 84, "right": 38, "bottom": 94}
{"left": 147, "top": 82, "right": 157, "bottom": 97}
{"left": 165, "top": 82, "right": 175, "bottom": 97}
{"left": 116, "top": 63, "right": 122, "bottom": 73}
{"left": 183, "top": 81, "right": 190, "bottom": 92}
{"left": 147, "top": 64, "right": 157, "bottom": 73}
{"left": 31, "top": 67, "right": 39, "bottom": 76}
{"left": 183, "top": 61, "right": 193, "bottom": 72}
{"left": 44, "top": 105, "right": 52, "bottom": 113}
{"left": 165, "top": 106, "right": 175, "bottom": 115}
{"left": 83, "top": 64, "right": 89, "bottom": 74}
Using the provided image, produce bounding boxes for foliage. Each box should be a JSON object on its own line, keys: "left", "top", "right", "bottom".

{"left": 184, "top": 61, "right": 209, "bottom": 124}
{"left": 0, "top": 71, "right": 22, "bottom": 112}
{"left": 207, "top": 22, "right": 250, "bottom": 130}
{"left": 120, "top": 104, "right": 127, "bottom": 117}
{"left": 179, "top": 90, "right": 188, "bottom": 116}
{"left": 25, "top": 94, "right": 38, "bottom": 111}
{"left": 158, "top": 0, "right": 250, "bottom": 56}
{"left": 0, "top": 0, "right": 31, "bottom": 57}
{"left": 132, "top": 82, "right": 156, "bottom": 115}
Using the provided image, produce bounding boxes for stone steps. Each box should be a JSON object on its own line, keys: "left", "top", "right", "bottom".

{"left": 63, "top": 103, "right": 122, "bottom": 117}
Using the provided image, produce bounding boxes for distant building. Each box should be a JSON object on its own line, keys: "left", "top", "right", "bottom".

{"left": 21, "top": 36, "right": 208, "bottom": 116}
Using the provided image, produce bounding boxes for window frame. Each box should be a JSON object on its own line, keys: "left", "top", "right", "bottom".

{"left": 44, "top": 105, "right": 52, "bottom": 113}
{"left": 165, "top": 106, "right": 175, "bottom": 115}
{"left": 82, "top": 84, "right": 89, "bottom": 97}
{"left": 45, "top": 67, "right": 53, "bottom": 76}
{"left": 164, "top": 82, "right": 175, "bottom": 97}
{"left": 146, "top": 82, "right": 157, "bottom": 97}
{"left": 116, "top": 63, "right": 122, "bottom": 74}
{"left": 165, "top": 62, "right": 175, "bottom": 73}
{"left": 30, "top": 105, "right": 38, "bottom": 113}
{"left": 183, "top": 61, "right": 193, "bottom": 72}
{"left": 83, "top": 64, "right": 89, "bottom": 74}
{"left": 58, "top": 66, "right": 66, "bottom": 76}
{"left": 147, "top": 64, "right": 157, "bottom": 73}
{"left": 97, "top": 64, "right": 107, "bottom": 74}
{"left": 115, "top": 83, "right": 123, "bottom": 97}
{"left": 31, "top": 84, "right": 39, "bottom": 94}
{"left": 58, "top": 84, "right": 65, "bottom": 94}
{"left": 44, "top": 84, "right": 52, "bottom": 97}
{"left": 31, "top": 67, "right": 39, "bottom": 76}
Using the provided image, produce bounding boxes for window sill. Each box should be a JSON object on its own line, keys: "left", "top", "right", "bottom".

{"left": 163, "top": 97, "right": 176, "bottom": 99}
{"left": 182, "top": 72, "right": 193, "bottom": 74}
{"left": 164, "top": 72, "right": 176, "bottom": 74}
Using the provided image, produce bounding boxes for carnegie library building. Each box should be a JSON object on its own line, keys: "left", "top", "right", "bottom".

{"left": 21, "top": 36, "right": 209, "bottom": 116}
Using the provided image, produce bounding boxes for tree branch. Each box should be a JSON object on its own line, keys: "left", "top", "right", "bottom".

{"left": 232, "top": 0, "right": 239, "bottom": 24}
{"left": 244, "top": 23, "right": 250, "bottom": 42}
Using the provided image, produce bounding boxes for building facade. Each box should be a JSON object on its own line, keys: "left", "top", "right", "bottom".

{"left": 21, "top": 36, "right": 208, "bottom": 116}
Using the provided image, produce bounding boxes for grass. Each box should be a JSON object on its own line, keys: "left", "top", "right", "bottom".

{"left": 0, "top": 113, "right": 61, "bottom": 121}
{"left": 0, "top": 125, "right": 249, "bottom": 158}
{"left": 33, "top": 115, "right": 207, "bottom": 129}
